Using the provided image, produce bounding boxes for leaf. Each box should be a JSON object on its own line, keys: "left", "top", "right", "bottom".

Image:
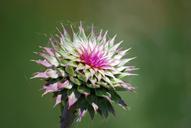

{"left": 102, "top": 76, "right": 112, "bottom": 86}
{"left": 118, "top": 99, "right": 128, "bottom": 110}
{"left": 77, "top": 97, "right": 88, "bottom": 110}
{"left": 77, "top": 86, "right": 91, "bottom": 96}
{"left": 84, "top": 70, "right": 91, "bottom": 81}
{"left": 76, "top": 63, "right": 85, "bottom": 71}
{"left": 65, "top": 66, "right": 75, "bottom": 76}
{"left": 95, "top": 72, "right": 102, "bottom": 81}
{"left": 60, "top": 59, "right": 69, "bottom": 66}
{"left": 105, "top": 100, "right": 115, "bottom": 116}
{"left": 109, "top": 90, "right": 121, "bottom": 102}
{"left": 104, "top": 71, "right": 115, "bottom": 78}
{"left": 87, "top": 104, "right": 95, "bottom": 119}
{"left": 95, "top": 89, "right": 111, "bottom": 99}
{"left": 61, "top": 89, "right": 68, "bottom": 101}
{"left": 87, "top": 83, "right": 100, "bottom": 88}
{"left": 97, "top": 81, "right": 110, "bottom": 88}
{"left": 89, "top": 76, "right": 97, "bottom": 85}
{"left": 77, "top": 72, "right": 86, "bottom": 82}
{"left": 57, "top": 68, "right": 66, "bottom": 77}
{"left": 109, "top": 90, "right": 128, "bottom": 110}
{"left": 69, "top": 77, "right": 81, "bottom": 86}
{"left": 89, "top": 68, "right": 95, "bottom": 76}
{"left": 96, "top": 98, "right": 109, "bottom": 118}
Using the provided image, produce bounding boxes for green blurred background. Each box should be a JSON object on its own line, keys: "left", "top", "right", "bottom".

{"left": 1, "top": 0, "right": 191, "bottom": 128}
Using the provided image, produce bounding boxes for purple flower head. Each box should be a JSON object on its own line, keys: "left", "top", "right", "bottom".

{"left": 32, "top": 23, "right": 137, "bottom": 121}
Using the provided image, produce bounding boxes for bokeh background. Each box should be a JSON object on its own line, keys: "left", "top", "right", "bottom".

{"left": 1, "top": 0, "right": 191, "bottom": 128}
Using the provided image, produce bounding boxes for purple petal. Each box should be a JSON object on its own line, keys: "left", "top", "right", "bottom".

{"left": 77, "top": 109, "right": 87, "bottom": 122}
{"left": 46, "top": 69, "right": 58, "bottom": 78}
{"left": 80, "top": 109, "right": 86, "bottom": 118}
{"left": 54, "top": 94, "right": 62, "bottom": 107}
{"left": 35, "top": 59, "right": 52, "bottom": 67}
{"left": 32, "top": 69, "right": 58, "bottom": 79}
{"left": 38, "top": 52, "right": 59, "bottom": 67}
{"left": 58, "top": 80, "right": 68, "bottom": 89}
{"left": 121, "top": 83, "right": 135, "bottom": 92}
{"left": 42, "top": 81, "right": 69, "bottom": 96}
{"left": 77, "top": 109, "right": 86, "bottom": 122}
{"left": 42, "top": 83, "right": 58, "bottom": 96}
{"left": 63, "top": 81, "right": 73, "bottom": 89}
{"left": 101, "top": 65, "right": 112, "bottom": 70}
{"left": 43, "top": 47, "right": 54, "bottom": 56}
{"left": 32, "top": 72, "right": 48, "bottom": 79}
{"left": 68, "top": 92, "right": 78, "bottom": 109}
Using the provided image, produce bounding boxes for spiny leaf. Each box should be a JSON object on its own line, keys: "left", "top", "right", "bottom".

{"left": 77, "top": 72, "right": 86, "bottom": 82}
{"left": 77, "top": 86, "right": 91, "bottom": 96}
{"left": 109, "top": 90, "right": 128, "bottom": 109}
{"left": 96, "top": 98, "right": 109, "bottom": 118}
{"left": 95, "top": 89, "right": 111, "bottom": 99}
{"left": 105, "top": 100, "right": 115, "bottom": 116}
{"left": 69, "top": 77, "right": 81, "bottom": 86}
{"left": 97, "top": 81, "right": 110, "bottom": 88}
{"left": 87, "top": 83, "right": 100, "bottom": 88}
{"left": 87, "top": 104, "right": 95, "bottom": 119}
{"left": 84, "top": 70, "right": 91, "bottom": 81}
{"left": 65, "top": 66, "right": 75, "bottom": 76}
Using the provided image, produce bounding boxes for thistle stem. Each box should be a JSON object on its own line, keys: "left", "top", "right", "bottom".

{"left": 60, "top": 105, "right": 76, "bottom": 128}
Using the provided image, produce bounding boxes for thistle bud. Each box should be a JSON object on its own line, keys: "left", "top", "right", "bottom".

{"left": 32, "top": 23, "right": 137, "bottom": 122}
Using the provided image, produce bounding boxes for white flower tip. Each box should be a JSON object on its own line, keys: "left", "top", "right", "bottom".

{"left": 30, "top": 75, "right": 36, "bottom": 79}
{"left": 30, "top": 59, "right": 35, "bottom": 62}
{"left": 42, "top": 92, "right": 47, "bottom": 97}
{"left": 33, "top": 52, "right": 38, "bottom": 54}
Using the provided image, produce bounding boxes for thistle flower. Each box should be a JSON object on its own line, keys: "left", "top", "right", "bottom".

{"left": 32, "top": 23, "right": 137, "bottom": 127}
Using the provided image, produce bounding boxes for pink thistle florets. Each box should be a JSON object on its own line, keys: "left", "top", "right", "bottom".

{"left": 79, "top": 44, "right": 110, "bottom": 69}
